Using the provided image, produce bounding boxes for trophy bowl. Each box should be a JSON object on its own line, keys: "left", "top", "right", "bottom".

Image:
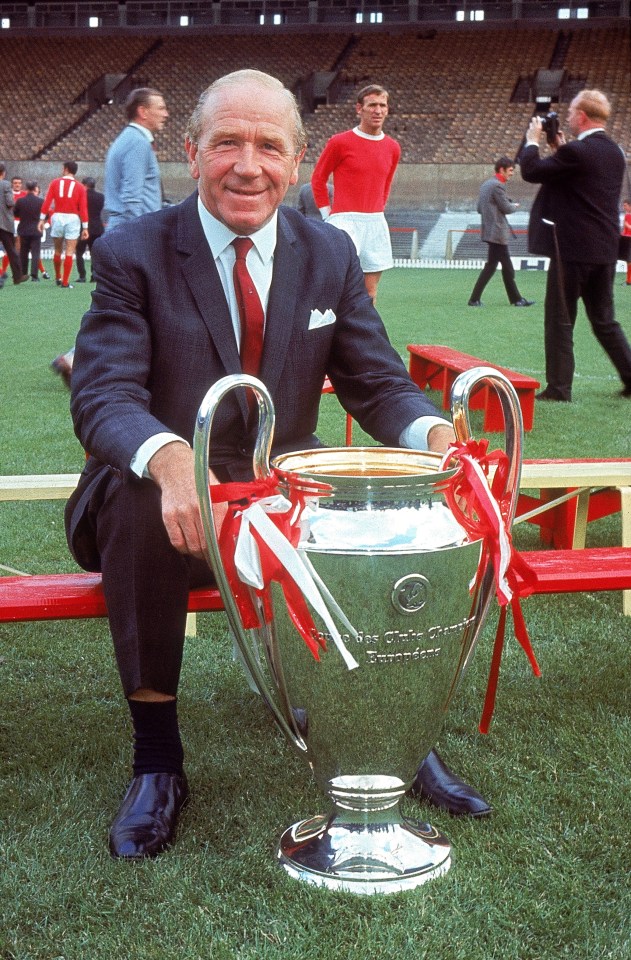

{"left": 194, "top": 369, "right": 523, "bottom": 894}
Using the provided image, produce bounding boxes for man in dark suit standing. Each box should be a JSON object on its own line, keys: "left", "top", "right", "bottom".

{"left": 520, "top": 89, "right": 631, "bottom": 402}
{"left": 75, "top": 177, "right": 104, "bottom": 282}
{"left": 66, "top": 69, "right": 489, "bottom": 861}
{"left": 14, "top": 180, "right": 43, "bottom": 280}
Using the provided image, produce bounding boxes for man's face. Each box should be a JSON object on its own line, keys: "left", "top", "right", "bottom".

{"left": 11, "top": 178, "right": 22, "bottom": 192}
{"left": 186, "top": 80, "right": 303, "bottom": 235}
{"left": 500, "top": 166, "right": 515, "bottom": 180}
{"left": 139, "top": 95, "right": 169, "bottom": 135}
{"left": 356, "top": 93, "right": 389, "bottom": 135}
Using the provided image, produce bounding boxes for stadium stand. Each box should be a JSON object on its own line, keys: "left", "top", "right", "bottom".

{"left": 0, "top": 20, "right": 628, "bottom": 167}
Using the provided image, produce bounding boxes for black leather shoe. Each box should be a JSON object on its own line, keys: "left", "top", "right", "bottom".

{"left": 467, "top": 299, "right": 483, "bottom": 307}
{"left": 409, "top": 749, "right": 491, "bottom": 817}
{"left": 109, "top": 772, "right": 189, "bottom": 860}
{"left": 535, "top": 389, "right": 570, "bottom": 402}
{"left": 512, "top": 298, "right": 535, "bottom": 307}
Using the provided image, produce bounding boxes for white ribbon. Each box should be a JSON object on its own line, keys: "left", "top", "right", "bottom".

{"left": 233, "top": 496, "right": 359, "bottom": 670}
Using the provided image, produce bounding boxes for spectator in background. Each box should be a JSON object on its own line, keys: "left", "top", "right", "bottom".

{"left": 1, "top": 175, "right": 26, "bottom": 278}
{"left": 0, "top": 162, "right": 27, "bottom": 286}
{"left": 14, "top": 180, "right": 43, "bottom": 281}
{"left": 520, "top": 89, "right": 631, "bottom": 401}
{"left": 76, "top": 177, "right": 105, "bottom": 282}
{"left": 296, "top": 181, "right": 332, "bottom": 219}
{"left": 468, "top": 157, "right": 534, "bottom": 308}
{"left": 311, "top": 84, "right": 400, "bottom": 303}
{"left": 39, "top": 160, "right": 88, "bottom": 289}
{"left": 104, "top": 87, "right": 168, "bottom": 230}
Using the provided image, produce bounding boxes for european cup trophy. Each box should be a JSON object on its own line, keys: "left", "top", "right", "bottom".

{"left": 194, "top": 368, "right": 524, "bottom": 894}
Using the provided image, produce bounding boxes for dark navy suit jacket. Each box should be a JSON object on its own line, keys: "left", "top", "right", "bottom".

{"left": 67, "top": 192, "right": 440, "bottom": 560}
{"left": 519, "top": 132, "right": 625, "bottom": 262}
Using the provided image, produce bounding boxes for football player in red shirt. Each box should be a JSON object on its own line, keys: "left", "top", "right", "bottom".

{"left": 39, "top": 161, "right": 88, "bottom": 288}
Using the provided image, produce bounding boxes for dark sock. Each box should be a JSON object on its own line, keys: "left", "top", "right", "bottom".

{"left": 128, "top": 698, "right": 184, "bottom": 777}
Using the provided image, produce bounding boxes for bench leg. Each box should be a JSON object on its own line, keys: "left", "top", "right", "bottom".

{"left": 185, "top": 612, "right": 197, "bottom": 637}
{"left": 572, "top": 490, "right": 590, "bottom": 550}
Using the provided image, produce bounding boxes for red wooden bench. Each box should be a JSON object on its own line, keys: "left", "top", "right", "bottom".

{"left": 407, "top": 344, "right": 540, "bottom": 432}
{"left": 2, "top": 551, "right": 631, "bottom": 625}
{"left": 526, "top": 548, "right": 631, "bottom": 607}
{"left": 0, "top": 572, "right": 224, "bottom": 623}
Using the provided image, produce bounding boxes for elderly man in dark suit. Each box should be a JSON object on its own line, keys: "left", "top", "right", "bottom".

{"left": 468, "top": 156, "right": 534, "bottom": 308}
{"left": 520, "top": 88, "right": 631, "bottom": 402}
{"left": 66, "top": 69, "right": 490, "bottom": 862}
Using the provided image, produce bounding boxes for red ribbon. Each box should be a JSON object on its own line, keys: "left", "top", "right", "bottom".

{"left": 440, "top": 438, "right": 541, "bottom": 733}
{"left": 210, "top": 473, "right": 332, "bottom": 660}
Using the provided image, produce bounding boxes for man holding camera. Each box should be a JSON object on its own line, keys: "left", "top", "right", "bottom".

{"left": 519, "top": 89, "right": 631, "bottom": 401}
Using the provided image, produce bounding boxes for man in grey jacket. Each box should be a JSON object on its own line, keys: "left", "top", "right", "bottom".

{"left": 103, "top": 87, "right": 168, "bottom": 230}
{"left": 468, "top": 156, "right": 534, "bottom": 308}
{"left": 0, "top": 162, "right": 27, "bottom": 286}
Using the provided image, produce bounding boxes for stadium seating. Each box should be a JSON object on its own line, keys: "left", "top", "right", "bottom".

{"left": 0, "top": 22, "right": 628, "bottom": 165}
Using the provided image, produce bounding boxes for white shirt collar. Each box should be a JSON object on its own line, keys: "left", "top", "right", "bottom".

{"left": 129, "top": 122, "right": 154, "bottom": 143}
{"left": 196, "top": 195, "right": 277, "bottom": 264}
{"left": 353, "top": 126, "right": 385, "bottom": 142}
{"left": 577, "top": 127, "right": 605, "bottom": 140}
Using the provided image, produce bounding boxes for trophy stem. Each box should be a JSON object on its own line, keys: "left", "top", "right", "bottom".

{"left": 277, "top": 801, "right": 451, "bottom": 895}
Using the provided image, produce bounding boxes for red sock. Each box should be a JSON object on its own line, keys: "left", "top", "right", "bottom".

{"left": 627, "top": 264, "right": 631, "bottom": 284}
{"left": 38, "top": 260, "right": 46, "bottom": 274}
{"left": 1, "top": 254, "right": 8, "bottom": 274}
{"left": 62, "top": 255, "right": 73, "bottom": 286}
{"left": 53, "top": 253, "right": 62, "bottom": 281}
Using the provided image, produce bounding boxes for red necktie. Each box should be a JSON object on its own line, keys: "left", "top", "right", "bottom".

{"left": 232, "top": 237, "right": 264, "bottom": 382}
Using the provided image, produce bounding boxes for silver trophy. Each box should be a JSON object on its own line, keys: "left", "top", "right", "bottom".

{"left": 194, "top": 368, "right": 523, "bottom": 894}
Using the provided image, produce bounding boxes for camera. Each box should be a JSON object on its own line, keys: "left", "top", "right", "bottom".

{"left": 540, "top": 111, "right": 560, "bottom": 145}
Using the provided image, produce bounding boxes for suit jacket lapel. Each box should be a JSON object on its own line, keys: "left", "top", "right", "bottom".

{"left": 177, "top": 193, "right": 242, "bottom": 376}
{"left": 259, "top": 209, "right": 299, "bottom": 398}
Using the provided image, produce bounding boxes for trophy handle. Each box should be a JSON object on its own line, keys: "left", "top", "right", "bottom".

{"left": 194, "top": 374, "right": 307, "bottom": 754}
{"left": 445, "top": 367, "right": 524, "bottom": 692}
{"left": 450, "top": 366, "right": 523, "bottom": 522}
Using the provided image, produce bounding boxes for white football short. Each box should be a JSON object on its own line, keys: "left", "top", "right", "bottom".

{"left": 50, "top": 212, "right": 81, "bottom": 241}
{"left": 327, "top": 211, "right": 393, "bottom": 273}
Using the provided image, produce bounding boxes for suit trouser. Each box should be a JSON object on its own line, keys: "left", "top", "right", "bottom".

{"left": 76, "top": 234, "right": 99, "bottom": 278}
{"left": 19, "top": 234, "right": 41, "bottom": 278}
{"left": 67, "top": 470, "right": 214, "bottom": 698}
{"left": 544, "top": 258, "right": 631, "bottom": 400}
{"left": 0, "top": 228, "right": 23, "bottom": 280}
{"left": 470, "top": 242, "right": 520, "bottom": 303}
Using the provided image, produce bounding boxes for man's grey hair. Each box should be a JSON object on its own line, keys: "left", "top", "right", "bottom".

{"left": 186, "top": 69, "right": 307, "bottom": 154}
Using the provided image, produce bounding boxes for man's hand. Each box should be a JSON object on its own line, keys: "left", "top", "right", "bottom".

{"left": 526, "top": 116, "right": 543, "bottom": 146}
{"left": 427, "top": 423, "right": 456, "bottom": 455}
{"left": 148, "top": 441, "right": 222, "bottom": 559}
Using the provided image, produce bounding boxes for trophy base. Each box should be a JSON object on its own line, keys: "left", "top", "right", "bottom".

{"left": 278, "top": 811, "right": 451, "bottom": 895}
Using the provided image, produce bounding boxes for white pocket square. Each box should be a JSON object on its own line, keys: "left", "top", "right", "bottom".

{"left": 308, "top": 308, "right": 336, "bottom": 330}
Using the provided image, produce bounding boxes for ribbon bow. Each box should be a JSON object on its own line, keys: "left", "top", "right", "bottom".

{"left": 440, "top": 438, "right": 540, "bottom": 733}
{"left": 210, "top": 474, "right": 359, "bottom": 670}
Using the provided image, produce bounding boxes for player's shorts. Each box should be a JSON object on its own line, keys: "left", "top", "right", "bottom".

{"left": 50, "top": 213, "right": 81, "bottom": 241}
{"left": 327, "top": 212, "right": 393, "bottom": 273}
